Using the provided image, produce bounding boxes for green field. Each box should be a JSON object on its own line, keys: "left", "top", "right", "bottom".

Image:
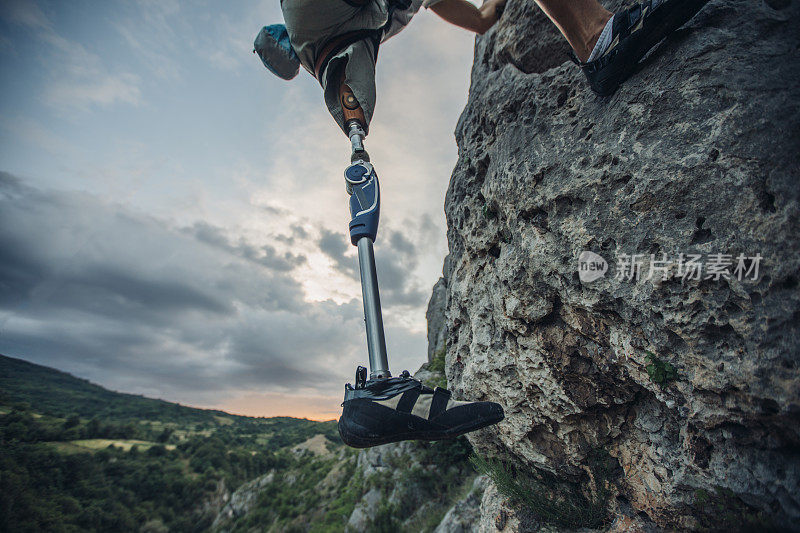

{"left": 69, "top": 439, "right": 177, "bottom": 451}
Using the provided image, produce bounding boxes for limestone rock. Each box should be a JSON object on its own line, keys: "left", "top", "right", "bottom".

{"left": 356, "top": 440, "right": 422, "bottom": 478}
{"left": 444, "top": 0, "right": 800, "bottom": 529}
{"left": 212, "top": 472, "right": 274, "bottom": 531}
{"left": 477, "top": 479, "right": 549, "bottom": 533}
{"left": 346, "top": 487, "right": 383, "bottom": 532}
{"left": 428, "top": 276, "right": 449, "bottom": 362}
{"left": 435, "top": 475, "right": 488, "bottom": 533}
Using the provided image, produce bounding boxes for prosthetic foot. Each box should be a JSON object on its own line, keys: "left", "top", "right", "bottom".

{"left": 339, "top": 367, "right": 504, "bottom": 448}
{"left": 336, "top": 79, "right": 504, "bottom": 448}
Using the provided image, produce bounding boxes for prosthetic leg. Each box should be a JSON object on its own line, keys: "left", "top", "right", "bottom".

{"left": 336, "top": 78, "right": 504, "bottom": 448}
{"left": 341, "top": 82, "right": 390, "bottom": 380}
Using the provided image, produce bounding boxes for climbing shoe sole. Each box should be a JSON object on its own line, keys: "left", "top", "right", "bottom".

{"left": 578, "top": 0, "right": 711, "bottom": 96}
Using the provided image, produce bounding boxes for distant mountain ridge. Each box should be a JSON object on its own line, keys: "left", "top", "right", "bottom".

{"left": 0, "top": 353, "right": 237, "bottom": 424}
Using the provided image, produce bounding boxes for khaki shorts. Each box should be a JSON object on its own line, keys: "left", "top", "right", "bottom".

{"left": 281, "top": 0, "right": 390, "bottom": 134}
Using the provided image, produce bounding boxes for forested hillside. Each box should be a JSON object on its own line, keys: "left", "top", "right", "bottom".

{"left": 0, "top": 354, "right": 344, "bottom": 531}
{"left": 0, "top": 353, "right": 235, "bottom": 424}
{"left": 0, "top": 354, "right": 477, "bottom": 532}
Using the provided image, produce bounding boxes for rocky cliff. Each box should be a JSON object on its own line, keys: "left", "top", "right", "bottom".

{"left": 441, "top": 0, "right": 800, "bottom": 530}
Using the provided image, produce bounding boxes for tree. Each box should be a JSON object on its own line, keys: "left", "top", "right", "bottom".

{"left": 63, "top": 415, "right": 81, "bottom": 429}
{"left": 85, "top": 418, "right": 101, "bottom": 438}
{"left": 156, "top": 428, "right": 173, "bottom": 443}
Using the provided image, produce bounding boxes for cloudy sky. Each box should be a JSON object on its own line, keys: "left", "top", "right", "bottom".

{"left": 0, "top": 0, "right": 478, "bottom": 419}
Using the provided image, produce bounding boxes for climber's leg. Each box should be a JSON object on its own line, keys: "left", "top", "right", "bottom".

{"left": 428, "top": 0, "right": 507, "bottom": 35}
{"left": 281, "top": 0, "right": 382, "bottom": 135}
{"left": 538, "top": 0, "right": 710, "bottom": 97}
{"left": 534, "top": 0, "right": 613, "bottom": 63}
{"left": 322, "top": 39, "right": 379, "bottom": 135}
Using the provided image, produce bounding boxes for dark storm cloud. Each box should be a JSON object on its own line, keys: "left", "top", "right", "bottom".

{"left": 374, "top": 229, "right": 426, "bottom": 307}
{"left": 75, "top": 265, "right": 231, "bottom": 314}
{"left": 0, "top": 175, "right": 370, "bottom": 403}
{"left": 275, "top": 224, "right": 309, "bottom": 246}
{"left": 1, "top": 190, "right": 239, "bottom": 321}
{"left": 0, "top": 231, "right": 47, "bottom": 306}
{"left": 375, "top": 259, "right": 426, "bottom": 306}
{"left": 318, "top": 225, "right": 427, "bottom": 307}
{"left": 0, "top": 171, "right": 21, "bottom": 188}
{"left": 221, "top": 299, "right": 364, "bottom": 387}
{"left": 318, "top": 228, "right": 358, "bottom": 279}
{"left": 260, "top": 204, "right": 288, "bottom": 216}
{"left": 290, "top": 224, "right": 309, "bottom": 240}
{"left": 187, "top": 221, "right": 306, "bottom": 272}
{"left": 387, "top": 230, "right": 417, "bottom": 257}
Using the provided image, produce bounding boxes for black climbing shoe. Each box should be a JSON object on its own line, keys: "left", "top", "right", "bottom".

{"left": 572, "top": 0, "right": 710, "bottom": 96}
{"left": 338, "top": 367, "right": 504, "bottom": 448}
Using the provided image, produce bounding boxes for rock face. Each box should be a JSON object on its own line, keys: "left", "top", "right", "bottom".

{"left": 478, "top": 480, "right": 536, "bottom": 533}
{"left": 443, "top": 0, "right": 800, "bottom": 530}
{"left": 347, "top": 487, "right": 383, "bottom": 531}
{"left": 212, "top": 472, "right": 274, "bottom": 530}
{"left": 434, "top": 476, "right": 487, "bottom": 533}
{"left": 427, "top": 276, "right": 449, "bottom": 362}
